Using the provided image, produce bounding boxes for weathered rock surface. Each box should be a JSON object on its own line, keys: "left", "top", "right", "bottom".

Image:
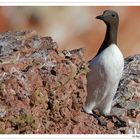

{"left": 112, "top": 54, "right": 140, "bottom": 134}
{"left": 0, "top": 31, "right": 139, "bottom": 134}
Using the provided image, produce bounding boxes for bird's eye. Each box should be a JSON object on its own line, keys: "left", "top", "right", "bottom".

{"left": 112, "top": 14, "right": 115, "bottom": 17}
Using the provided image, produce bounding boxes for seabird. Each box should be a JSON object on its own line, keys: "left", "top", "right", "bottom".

{"left": 84, "top": 10, "right": 124, "bottom": 118}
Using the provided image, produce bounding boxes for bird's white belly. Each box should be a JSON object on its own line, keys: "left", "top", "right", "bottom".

{"left": 85, "top": 44, "right": 124, "bottom": 114}
{"left": 95, "top": 44, "right": 124, "bottom": 81}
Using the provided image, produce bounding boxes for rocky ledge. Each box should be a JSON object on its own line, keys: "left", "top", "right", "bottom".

{"left": 0, "top": 31, "right": 139, "bottom": 134}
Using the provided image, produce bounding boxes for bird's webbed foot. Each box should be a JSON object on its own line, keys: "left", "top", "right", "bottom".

{"left": 81, "top": 108, "right": 107, "bottom": 126}
{"left": 91, "top": 111, "right": 107, "bottom": 126}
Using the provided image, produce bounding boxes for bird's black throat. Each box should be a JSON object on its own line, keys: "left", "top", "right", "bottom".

{"left": 96, "top": 23, "right": 118, "bottom": 57}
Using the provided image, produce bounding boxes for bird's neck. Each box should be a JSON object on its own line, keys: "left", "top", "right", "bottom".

{"left": 96, "top": 23, "right": 118, "bottom": 56}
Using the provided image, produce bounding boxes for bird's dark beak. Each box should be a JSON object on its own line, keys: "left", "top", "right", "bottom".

{"left": 96, "top": 15, "right": 104, "bottom": 20}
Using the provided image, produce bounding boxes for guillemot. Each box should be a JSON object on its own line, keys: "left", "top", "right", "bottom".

{"left": 84, "top": 10, "right": 124, "bottom": 119}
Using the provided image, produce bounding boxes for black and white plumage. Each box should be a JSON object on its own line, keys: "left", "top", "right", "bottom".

{"left": 84, "top": 10, "right": 124, "bottom": 116}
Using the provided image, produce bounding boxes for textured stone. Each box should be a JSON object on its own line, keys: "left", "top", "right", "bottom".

{"left": 112, "top": 54, "right": 140, "bottom": 134}
{"left": 0, "top": 30, "right": 140, "bottom": 134}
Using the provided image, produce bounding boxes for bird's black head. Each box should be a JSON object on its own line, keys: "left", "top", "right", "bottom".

{"left": 96, "top": 10, "right": 119, "bottom": 25}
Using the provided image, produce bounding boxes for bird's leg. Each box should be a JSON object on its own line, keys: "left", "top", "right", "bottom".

{"left": 91, "top": 111, "right": 107, "bottom": 126}
{"left": 81, "top": 108, "right": 107, "bottom": 126}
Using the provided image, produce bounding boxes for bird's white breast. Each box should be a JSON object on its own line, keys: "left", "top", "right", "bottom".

{"left": 84, "top": 44, "right": 124, "bottom": 115}
{"left": 88, "top": 44, "right": 124, "bottom": 105}
{"left": 90, "top": 44, "right": 124, "bottom": 79}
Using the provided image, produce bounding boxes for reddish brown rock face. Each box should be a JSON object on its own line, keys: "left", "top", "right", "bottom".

{"left": 0, "top": 31, "right": 140, "bottom": 134}
{"left": 0, "top": 31, "right": 89, "bottom": 134}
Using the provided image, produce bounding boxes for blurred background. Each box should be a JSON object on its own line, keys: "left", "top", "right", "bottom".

{"left": 0, "top": 6, "right": 140, "bottom": 60}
